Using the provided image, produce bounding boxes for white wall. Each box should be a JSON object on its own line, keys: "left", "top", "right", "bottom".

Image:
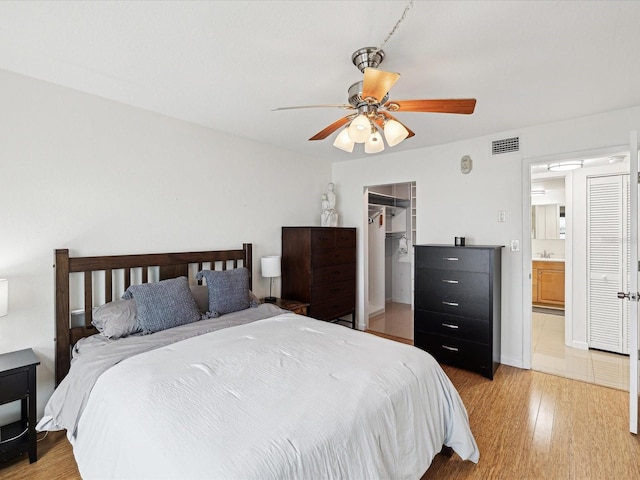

{"left": 333, "top": 105, "right": 640, "bottom": 369}
{"left": 0, "top": 69, "right": 331, "bottom": 420}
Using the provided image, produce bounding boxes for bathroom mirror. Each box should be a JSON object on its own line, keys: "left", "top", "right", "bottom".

{"left": 532, "top": 204, "right": 564, "bottom": 239}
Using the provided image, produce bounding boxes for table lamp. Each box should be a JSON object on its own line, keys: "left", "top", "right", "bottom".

{"left": 261, "top": 256, "right": 281, "bottom": 303}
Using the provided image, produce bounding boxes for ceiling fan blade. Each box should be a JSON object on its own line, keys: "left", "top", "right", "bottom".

{"left": 309, "top": 116, "right": 353, "bottom": 141}
{"left": 384, "top": 99, "right": 476, "bottom": 114}
{"left": 362, "top": 68, "right": 400, "bottom": 103}
{"left": 272, "top": 104, "right": 354, "bottom": 111}
{"left": 381, "top": 112, "right": 415, "bottom": 138}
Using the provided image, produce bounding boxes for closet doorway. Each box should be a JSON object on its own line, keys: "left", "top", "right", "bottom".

{"left": 366, "top": 182, "right": 416, "bottom": 341}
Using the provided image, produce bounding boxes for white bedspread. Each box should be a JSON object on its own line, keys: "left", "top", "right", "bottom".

{"left": 72, "top": 314, "right": 479, "bottom": 479}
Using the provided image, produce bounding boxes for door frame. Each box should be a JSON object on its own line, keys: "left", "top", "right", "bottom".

{"left": 521, "top": 145, "right": 628, "bottom": 369}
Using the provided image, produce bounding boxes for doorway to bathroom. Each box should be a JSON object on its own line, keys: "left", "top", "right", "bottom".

{"left": 529, "top": 152, "right": 630, "bottom": 391}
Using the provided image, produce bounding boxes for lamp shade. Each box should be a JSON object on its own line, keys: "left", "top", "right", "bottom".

{"left": 348, "top": 114, "right": 371, "bottom": 143}
{"left": 383, "top": 119, "right": 409, "bottom": 147}
{"left": 333, "top": 128, "right": 355, "bottom": 152}
{"left": 0, "top": 279, "right": 7, "bottom": 317}
{"left": 261, "top": 256, "right": 281, "bottom": 278}
{"left": 364, "top": 130, "right": 385, "bottom": 154}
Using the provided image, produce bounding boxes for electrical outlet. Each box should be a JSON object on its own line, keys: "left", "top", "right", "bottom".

{"left": 498, "top": 211, "right": 506, "bottom": 222}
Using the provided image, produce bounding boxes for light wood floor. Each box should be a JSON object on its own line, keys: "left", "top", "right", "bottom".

{"left": 2, "top": 351, "right": 639, "bottom": 479}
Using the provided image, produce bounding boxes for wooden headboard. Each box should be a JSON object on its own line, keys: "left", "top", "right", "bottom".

{"left": 54, "top": 244, "right": 252, "bottom": 386}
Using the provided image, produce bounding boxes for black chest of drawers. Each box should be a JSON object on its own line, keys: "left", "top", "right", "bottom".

{"left": 414, "top": 245, "right": 503, "bottom": 379}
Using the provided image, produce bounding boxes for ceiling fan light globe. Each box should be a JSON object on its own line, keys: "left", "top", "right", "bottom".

{"left": 364, "top": 131, "right": 385, "bottom": 154}
{"left": 333, "top": 128, "right": 355, "bottom": 152}
{"left": 348, "top": 114, "right": 371, "bottom": 143}
{"left": 383, "top": 119, "right": 409, "bottom": 147}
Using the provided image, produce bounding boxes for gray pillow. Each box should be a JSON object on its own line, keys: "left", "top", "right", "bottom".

{"left": 190, "top": 284, "right": 259, "bottom": 313}
{"left": 92, "top": 299, "right": 140, "bottom": 339}
{"left": 196, "top": 268, "right": 253, "bottom": 318}
{"left": 122, "top": 276, "right": 202, "bottom": 334}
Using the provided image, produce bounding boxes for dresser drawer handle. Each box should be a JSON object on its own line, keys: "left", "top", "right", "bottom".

{"left": 442, "top": 301, "right": 459, "bottom": 307}
{"left": 443, "top": 257, "right": 459, "bottom": 261}
{"left": 442, "top": 279, "right": 459, "bottom": 284}
{"left": 442, "top": 345, "right": 459, "bottom": 352}
{"left": 442, "top": 323, "right": 459, "bottom": 329}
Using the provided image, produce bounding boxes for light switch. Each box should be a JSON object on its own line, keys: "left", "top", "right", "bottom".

{"left": 511, "top": 240, "right": 519, "bottom": 252}
{"left": 498, "top": 211, "right": 506, "bottom": 222}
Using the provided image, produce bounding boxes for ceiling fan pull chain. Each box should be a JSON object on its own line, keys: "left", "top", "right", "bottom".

{"left": 371, "top": 0, "right": 414, "bottom": 59}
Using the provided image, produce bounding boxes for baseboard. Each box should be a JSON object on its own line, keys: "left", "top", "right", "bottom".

{"left": 571, "top": 340, "right": 589, "bottom": 350}
{"left": 499, "top": 354, "right": 524, "bottom": 369}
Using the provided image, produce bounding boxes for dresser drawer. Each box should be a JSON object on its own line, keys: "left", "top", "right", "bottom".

{"left": 0, "top": 370, "right": 28, "bottom": 405}
{"left": 311, "top": 280, "right": 355, "bottom": 303}
{"left": 312, "top": 263, "right": 355, "bottom": 285}
{"left": 415, "top": 268, "right": 490, "bottom": 319}
{"left": 414, "top": 310, "right": 490, "bottom": 344}
{"left": 335, "top": 229, "right": 356, "bottom": 248}
{"left": 312, "top": 248, "right": 356, "bottom": 267}
{"left": 311, "top": 229, "right": 336, "bottom": 249}
{"left": 415, "top": 246, "right": 490, "bottom": 273}
{"left": 414, "top": 332, "right": 491, "bottom": 375}
{"left": 310, "top": 295, "right": 355, "bottom": 320}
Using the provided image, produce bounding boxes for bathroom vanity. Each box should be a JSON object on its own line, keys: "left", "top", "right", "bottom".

{"left": 532, "top": 259, "right": 565, "bottom": 308}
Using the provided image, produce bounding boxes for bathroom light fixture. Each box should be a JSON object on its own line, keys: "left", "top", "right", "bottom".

{"left": 548, "top": 160, "right": 583, "bottom": 172}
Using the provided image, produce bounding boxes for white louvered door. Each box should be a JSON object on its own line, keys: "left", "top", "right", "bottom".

{"left": 587, "top": 174, "right": 630, "bottom": 354}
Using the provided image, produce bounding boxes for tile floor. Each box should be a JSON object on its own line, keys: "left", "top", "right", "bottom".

{"left": 369, "top": 303, "right": 630, "bottom": 392}
{"left": 532, "top": 309, "right": 630, "bottom": 391}
{"left": 367, "top": 301, "right": 413, "bottom": 341}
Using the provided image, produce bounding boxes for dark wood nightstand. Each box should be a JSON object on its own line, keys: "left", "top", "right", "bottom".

{"left": 0, "top": 348, "right": 40, "bottom": 463}
{"left": 264, "top": 298, "right": 309, "bottom": 316}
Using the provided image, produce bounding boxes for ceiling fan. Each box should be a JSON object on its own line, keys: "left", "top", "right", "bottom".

{"left": 274, "top": 47, "right": 476, "bottom": 153}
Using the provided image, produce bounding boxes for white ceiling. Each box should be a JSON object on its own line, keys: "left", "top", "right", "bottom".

{"left": 2, "top": 1, "right": 640, "bottom": 161}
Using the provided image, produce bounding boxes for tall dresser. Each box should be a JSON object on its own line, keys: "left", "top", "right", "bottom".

{"left": 414, "top": 244, "right": 503, "bottom": 379}
{"left": 281, "top": 227, "right": 356, "bottom": 328}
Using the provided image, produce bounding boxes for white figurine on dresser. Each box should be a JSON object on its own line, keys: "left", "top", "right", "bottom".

{"left": 321, "top": 183, "right": 338, "bottom": 227}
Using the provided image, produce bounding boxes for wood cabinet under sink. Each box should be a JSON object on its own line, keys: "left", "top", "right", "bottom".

{"left": 532, "top": 261, "right": 565, "bottom": 308}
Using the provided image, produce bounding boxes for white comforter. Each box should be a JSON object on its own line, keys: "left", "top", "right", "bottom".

{"left": 69, "top": 314, "right": 478, "bottom": 479}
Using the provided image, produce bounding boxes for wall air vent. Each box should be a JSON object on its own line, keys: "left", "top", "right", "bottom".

{"left": 491, "top": 136, "right": 520, "bottom": 155}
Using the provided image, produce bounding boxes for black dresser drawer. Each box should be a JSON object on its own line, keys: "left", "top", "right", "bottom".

{"left": 312, "top": 263, "right": 355, "bottom": 285}
{"left": 310, "top": 295, "right": 355, "bottom": 320}
{"left": 414, "top": 332, "right": 491, "bottom": 375}
{"left": 0, "top": 370, "right": 28, "bottom": 405}
{"left": 415, "top": 268, "right": 490, "bottom": 319}
{"left": 416, "top": 246, "right": 490, "bottom": 273}
{"left": 335, "top": 228, "right": 356, "bottom": 248}
{"left": 414, "top": 310, "right": 490, "bottom": 344}
{"left": 312, "top": 248, "right": 356, "bottom": 267}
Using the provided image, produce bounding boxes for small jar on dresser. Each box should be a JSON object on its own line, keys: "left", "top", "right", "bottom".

{"left": 414, "top": 244, "right": 503, "bottom": 379}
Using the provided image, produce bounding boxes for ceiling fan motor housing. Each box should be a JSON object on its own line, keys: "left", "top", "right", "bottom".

{"left": 351, "top": 47, "right": 385, "bottom": 72}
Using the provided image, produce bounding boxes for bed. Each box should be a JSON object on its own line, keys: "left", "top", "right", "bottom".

{"left": 38, "top": 244, "right": 479, "bottom": 479}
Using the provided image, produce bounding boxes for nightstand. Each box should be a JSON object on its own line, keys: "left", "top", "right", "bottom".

{"left": 266, "top": 298, "right": 309, "bottom": 316}
{"left": 0, "top": 348, "right": 40, "bottom": 463}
